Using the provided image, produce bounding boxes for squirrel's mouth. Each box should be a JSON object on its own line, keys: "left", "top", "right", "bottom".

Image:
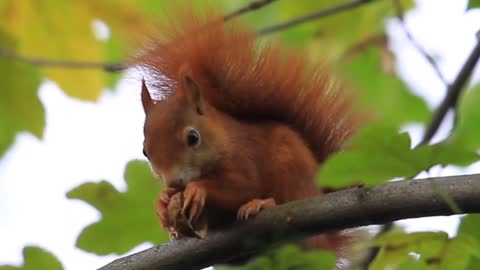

{"left": 156, "top": 165, "right": 199, "bottom": 189}
{"left": 168, "top": 180, "right": 186, "bottom": 190}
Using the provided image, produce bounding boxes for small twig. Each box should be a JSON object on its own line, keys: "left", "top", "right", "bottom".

{"left": 393, "top": 0, "right": 449, "bottom": 86}
{"left": 0, "top": 0, "right": 279, "bottom": 72}
{"left": 224, "top": 0, "right": 278, "bottom": 21}
{"left": 0, "top": 0, "right": 375, "bottom": 71}
{"left": 0, "top": 46, "right": 127, "bottom": 72}
{"left": 258, "top": 0, "right": 375, "bottom": 36}
{"left": 420, "top": 30, "right": 480, "bottom": 145}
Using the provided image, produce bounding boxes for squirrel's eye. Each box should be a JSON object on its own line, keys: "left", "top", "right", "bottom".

{"left": 186, "top": 128, "right": 201, "bottom": 148}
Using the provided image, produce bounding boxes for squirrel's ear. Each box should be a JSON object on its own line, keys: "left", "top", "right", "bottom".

{"left": 180, "top": 68, "right": 204, "bottom": 115}
{"left": 141, "top": 79, "right": 153, "bottom": 113}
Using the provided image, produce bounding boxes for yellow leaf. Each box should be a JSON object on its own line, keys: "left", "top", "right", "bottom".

{"left": 1, "top": 0, "right": 104, "bottom": 100}
{"left": 80, "top": 0, "right": 158, "bottom": 47}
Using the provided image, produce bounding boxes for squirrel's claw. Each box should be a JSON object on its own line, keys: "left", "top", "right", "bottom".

{"left": 182, "top": 182, "right": 207, "bottom": 224}
{"left": 237, "top": 198, "right": 276, "bottom": 220}
{"left": 155, "top": 197, "right": 170, "bottom": 229}
{"left": 155, "top": 188, "right": 178, "bottom": 229}
{"left": 160, "top": 187, "right": 177, "bottom": 204}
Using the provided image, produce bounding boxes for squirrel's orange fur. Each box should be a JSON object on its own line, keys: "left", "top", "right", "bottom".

{"left": 134, "top": 6, "right": 360, "bottom": 264}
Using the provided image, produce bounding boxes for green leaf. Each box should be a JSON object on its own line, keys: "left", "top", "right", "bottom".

{"left": 451, "top": 84, "right": 480, "bottom": 151}
{"left": 440, "top": 235, "right": 478, "bottom": 270}
{"left": 226, "top": 0, "right": 413, "bottom": 58}
{"left": 370, "top": 231, "right": 480, "bottom": 270}
{"left": 318, "top": 124, "right": 479, "bottom": 188}
{"left": 467, "top": 0, "right": 480, "bottom": 10}
{"left": 378, "top": 231, "right": 449, "bottom": 255}
{"left": 370, "top": 232, "right": 448, "bottom": 270}
{"left": 222, "top": 0, "right": 280, "bottom": 37}
{"left": 85, "top": 0, "right": 160, "bottom": 49}
{"left": 67, "top": 160, "right": 168, "bottom": 255}
{"left": 216, "top": 245, "right": 336, "bottom": 270}
{"left": 318, "top": 125, "right": 414, "bottom": 188}
{"left": 136, "top": 0, "right": 168, "bottom": 16}
{"left": 268, "top": 0, "right": 414, "bottom": 56}
{"left": 342, "top": 47, "right": 430, "bottom": 126}
{"left": 458, "top": 214, "right": 480, "bottom": 241}
{"left": 466, "top": 257, "right": 480, "bottom": 270}
{"left": 396, "top": 258, "right": 428, "bottom": 270}
{"left": 0, "top": 246, "right": 63, "bottom": 270}
{"left": 0, "top": 30, "right": 44, "bottom": 158}
{"left": 441, "top": 234, "right": 480, "bottom": 270}
{"left": 104, "top": 33, "right": 125, "bottom": 89}
{"left": 457, "top": 214, "right": 480, "bottom": 266}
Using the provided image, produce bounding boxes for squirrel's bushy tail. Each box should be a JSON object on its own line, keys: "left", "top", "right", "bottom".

{"left": 133, "top": 6, "right": 360, "bottom": 163}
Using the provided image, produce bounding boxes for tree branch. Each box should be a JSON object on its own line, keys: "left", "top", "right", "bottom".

{"left": 420, "top": 30, "right": 480, "bottom": 145}
{"left": 0, "top": 0, "right": 376, "bottom": 71}
{"left": 0, "top": 0, "right": 280, "bottom": 72}
{"left": 99, "top": 174, "right": 480, "bottom": 270}
{"left": 0, "top": 46, "right": 127, "bottom": 72}
{"left": 362, "top": 29, "right": 480, "bottom": 269}
{"left": 393, "top": 0, "right": 449, "bottom": 86}
{"left": 258, "top": 0, "right": 375, "bottom": 36}
{"left": 224, "top": 0, "right": 278, "bottom": 21}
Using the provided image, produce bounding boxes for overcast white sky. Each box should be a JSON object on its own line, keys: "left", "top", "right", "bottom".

{"left": 1, "top": 1, "right": 479, "bottom": 269}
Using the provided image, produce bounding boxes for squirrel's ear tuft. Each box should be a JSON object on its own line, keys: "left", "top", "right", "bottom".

{"left": 180, "top": 65, "right": 204, "bottom": 115}
{"left": 141, "top": 79, "right": 153, "bottom": 113}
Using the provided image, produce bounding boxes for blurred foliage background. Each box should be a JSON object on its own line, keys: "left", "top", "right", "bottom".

{"left": 1, "top": 0, "right": 480, "bottom": 269}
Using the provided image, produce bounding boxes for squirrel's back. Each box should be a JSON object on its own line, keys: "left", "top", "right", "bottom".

{"left": 133, "top": 6, "right": 359, "bottom": 163}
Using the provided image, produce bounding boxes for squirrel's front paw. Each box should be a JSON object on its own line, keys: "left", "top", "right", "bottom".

{"left": 182, "top": 181, "right": 207, "bottom": 224}
{"left": 155, "top": 187, "right": 177, "bottom": 229}
{"left": 237, "top": 198, "right": 276, "bottom": 220}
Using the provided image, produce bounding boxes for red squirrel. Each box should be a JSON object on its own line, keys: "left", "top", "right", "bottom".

{"left": 134, "top": 6, "right": 360, "bottom": 261}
